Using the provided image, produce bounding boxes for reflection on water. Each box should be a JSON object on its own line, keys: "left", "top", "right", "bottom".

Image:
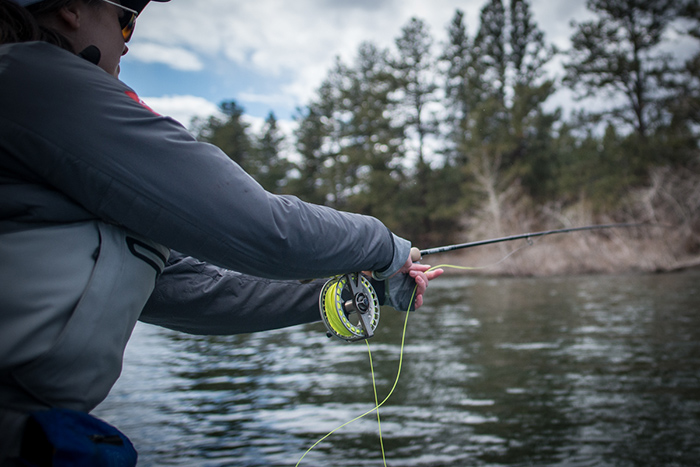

{"left": 95, "top": 270, "right": 700, "bottom": 466}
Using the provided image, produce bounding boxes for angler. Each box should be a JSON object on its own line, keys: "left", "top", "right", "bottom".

{"left": 0, "top": 1, "right": 442, "bottom": 465}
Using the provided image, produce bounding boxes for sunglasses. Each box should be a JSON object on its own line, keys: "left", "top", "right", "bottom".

{"left": 101, "top": 0, "right": 139, "bottom": 42}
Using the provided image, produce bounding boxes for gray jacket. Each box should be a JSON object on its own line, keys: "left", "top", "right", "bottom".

{"left": 0, "top": 42, "right": 410, "bottom": 417}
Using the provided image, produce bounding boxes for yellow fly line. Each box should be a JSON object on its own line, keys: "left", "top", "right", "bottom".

{"left": 299, "top": 265, "right": 479, "bottom": 466}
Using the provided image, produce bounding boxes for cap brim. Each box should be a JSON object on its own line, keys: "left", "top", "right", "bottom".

{"left": 122, "top": 0, "right": 169, "bottom": 14}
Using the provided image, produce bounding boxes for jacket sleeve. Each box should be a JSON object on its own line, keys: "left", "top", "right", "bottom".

{"left": 0, "top": 43, "right": 411, "bottom": 280}
{"left": 139, "top": 251, "right": 325, "bottom": 335}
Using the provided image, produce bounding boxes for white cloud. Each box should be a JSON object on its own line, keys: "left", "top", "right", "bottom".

{"left": 237, "top": 91, "right": 297, "bottom": 109}
{"left": 131, "top": 0, "right": 592, "bottom": 120}
{"left": 529, "top": 1, "right": 592, "bottom": 51}
{"left": 133, "top": 0, "right": 487, "bottom": 102}
{"left": 140, "top": 95, "right": 222, "bottom": 129}
{"left": 127, "top": 43, "right": 204, "bottom": 71}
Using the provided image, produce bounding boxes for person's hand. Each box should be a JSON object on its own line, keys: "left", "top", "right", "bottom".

{"left": 381, "top": 262, "right": 443, "bottom": 311}
{"left": 395, "top": 247, "right": 422, "bottom": 275}
{"left": 407, "top": 263, "right": 444, "bottom": 309}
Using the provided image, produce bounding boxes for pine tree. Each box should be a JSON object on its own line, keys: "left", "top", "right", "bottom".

{"left": 390, "top": 17, "right": 439, "bottom": 165}
{"left": 563, "top": 0, "right": 700, "bottom": 192}
{"left": 441, "top": 9, "right": 475, "bottom": 166}
{"left": 291, "top": 79, "right": 341, "bottom": 206}
{"left": 657, "top": 3, "right": 700, "bottom": 168}
{"left": 250, "top": 112, "right": 292, "bottom": 194}
{"left": 337, "top": 42, "right": 406, "bottom": 227}
{"left": 446, "top": 0, "right": 558, "bottom": 232}
{"left": 507, "top": 0, "right": 557, "bottom": 199}
{"left": 565, "top": 0, "right": 690, "bottom": 141}
{"left": 463, "top": 0, "right": 514, "bottom": 237}
{"left": 431, "top": 9, "right": 480, "bottom": 243}
{"left": 475, "top": 0, "right": 507, "bottom": 105}
{"left": 389, "top": 17, "right": 441, "bottom": 241}
{"left": 194, "top": 100, "right": 252, "bottom": 170}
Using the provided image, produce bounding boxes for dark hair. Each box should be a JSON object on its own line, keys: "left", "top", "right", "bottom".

{"left": 0, "top": 0, "right": 95, "bottom": 50}
{"left": 27, "top": 0, "right": 77, "bottom": 17}
{"left": 0, "top": 0, "right": 42, "bottom": 44}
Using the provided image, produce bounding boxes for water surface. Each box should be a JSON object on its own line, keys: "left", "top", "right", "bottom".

{"left": 95, "top": 269, "right": 700, "bottom": 466}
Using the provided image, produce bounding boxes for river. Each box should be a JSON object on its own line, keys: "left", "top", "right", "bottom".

{"left": 94, "top": 269, "right": 700, "bottom": 466}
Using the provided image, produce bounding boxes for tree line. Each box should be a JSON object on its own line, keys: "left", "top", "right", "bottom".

{"left": 193, "top": 0, "right": 699, "bottom": 247}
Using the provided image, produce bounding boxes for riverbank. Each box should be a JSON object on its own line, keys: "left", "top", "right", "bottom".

{"left": 426, "top": 165, "right": 700, "bottom": 277}
{"left": 424, "top": 224, "right": 700, "bottom": 277}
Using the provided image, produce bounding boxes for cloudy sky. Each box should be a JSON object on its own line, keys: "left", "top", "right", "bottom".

{"left": 117, "top": 0, "right": 608, "bottom": 129}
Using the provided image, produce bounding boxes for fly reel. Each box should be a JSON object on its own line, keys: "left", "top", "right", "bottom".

{"left": 319, "top": 273, "right": 380, "bottom": 341}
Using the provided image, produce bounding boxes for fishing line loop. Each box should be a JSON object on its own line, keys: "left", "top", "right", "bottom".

{"left": 303, "top": 258, "right": 532, "bottom": 465}
{"left": 302, "top": 224, "right": 644, "bottom": 464}
{"left": 297, "top": 286, "right": 417, "bottom": 467}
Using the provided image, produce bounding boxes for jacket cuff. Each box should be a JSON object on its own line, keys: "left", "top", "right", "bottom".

{"left": 372, "top": 232, "right": 411, "bottom": 281}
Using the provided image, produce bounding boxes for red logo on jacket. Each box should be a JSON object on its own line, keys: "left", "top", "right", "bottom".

{"left": 125, "top": 91, "right": 160, "bottom": 116}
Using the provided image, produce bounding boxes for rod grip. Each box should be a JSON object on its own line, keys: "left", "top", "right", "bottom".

{"left": 410, "top": 247, "right": 422, "bottom": 262}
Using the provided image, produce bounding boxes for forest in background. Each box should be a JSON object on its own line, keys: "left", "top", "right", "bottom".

{"left": 192, "top": 0, "right": 700, "bottom": 276}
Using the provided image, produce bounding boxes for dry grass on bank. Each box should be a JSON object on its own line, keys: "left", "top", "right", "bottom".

{"left": 428, "top": 165, "right": 700, "bottom": 277}
{"left": 426, "top": 227, "right": 700, "bottom": 277}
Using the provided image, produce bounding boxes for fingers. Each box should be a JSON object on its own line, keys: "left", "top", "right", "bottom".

{"left": 408, "top": 263, "right": 431, "bottom": 272}
{"left": 414, "top": 294, "right": 424, "bottom": 308}
{"left": 426, "top": 268, "right": 444, "bottom": 280}
{"left": 408, "top": 266, "right": 442, "bottom": 310}
{"left": 407, "top": 264, "right": 443, "bottom": 275}
{"left": 409, "top": 269, "right": 428, "bottom": 293}
{"left": 409, "top": 265, "right": 445, "bottom": 309}
{"left": 408, "top": 264, "right": 443, "bottom": 280}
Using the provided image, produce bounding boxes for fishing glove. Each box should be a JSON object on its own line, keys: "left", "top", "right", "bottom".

{"left": 371, "top": 273, "right": 418, "bottom": 312}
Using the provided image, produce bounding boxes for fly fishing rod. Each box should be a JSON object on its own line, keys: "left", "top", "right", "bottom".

{"left": 410, "top": 222, "right": 643, "bottom": 261}
{"left": 320, "top": 222, "right": 643, "bottom": 341}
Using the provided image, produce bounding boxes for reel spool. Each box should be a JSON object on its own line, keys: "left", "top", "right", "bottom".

{"left": 319, "top": 273, "right": 380, "bottom": 341}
